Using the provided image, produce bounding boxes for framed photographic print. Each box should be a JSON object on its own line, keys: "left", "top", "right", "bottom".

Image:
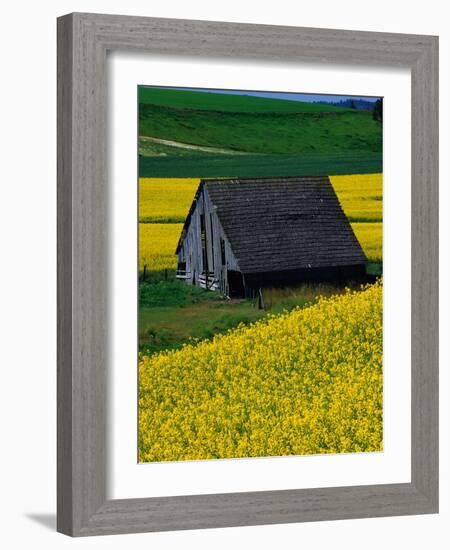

{"left": 137, "top": 84, "right": 383, "bottom": 465}
{"left": 57, "top": 13, "right": 438, "bottom": 536}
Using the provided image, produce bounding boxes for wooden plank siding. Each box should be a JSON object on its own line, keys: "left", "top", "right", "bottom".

{"left": 176, "top": 183, "right": 240, "bottom": 296}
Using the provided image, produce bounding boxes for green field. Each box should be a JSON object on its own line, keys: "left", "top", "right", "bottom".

{"left": 139, "top": 151, "right": 382, "bottom": 179}
{"left": 138, "top": 87, "right": 382, "bottom": 178}
{"left": 139, "top": 87, "right": 356, "bottom": 113}
{"left": 139, "top": 105, "right": 381, "bottom": 155}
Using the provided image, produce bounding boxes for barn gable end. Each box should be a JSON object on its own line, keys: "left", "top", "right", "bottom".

{"left": 175, "top": 183, "right": 240, "bottom": 295}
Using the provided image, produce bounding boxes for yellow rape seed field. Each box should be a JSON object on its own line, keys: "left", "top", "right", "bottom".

{"left": 139, "top": 281, "right": 383, "bottom": 462}
{"left": 139, "top": 223, "right": 183, "bottom": 272}
{"left": 330, "top": 173, "right": 382, "bottom": 222}
{"left": 351, "top": 222, "right": 383, "bottom": 263}
{"left": 138, "top": 175, "right": 382, "bottom": 269}
{"left": 139, "top": 175, "right": 382, "bottom": 223}
{"left": 139, "top": 178, "right": 200, "bottom": 223}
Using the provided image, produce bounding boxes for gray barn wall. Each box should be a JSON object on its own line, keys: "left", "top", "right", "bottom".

{"left": 177, "top": 185, "right": 239, "bottom": 295}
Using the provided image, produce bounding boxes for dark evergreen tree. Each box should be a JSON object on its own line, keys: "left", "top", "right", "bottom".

{"left": 373, "top": 98, "right": 383, "bottom": 122}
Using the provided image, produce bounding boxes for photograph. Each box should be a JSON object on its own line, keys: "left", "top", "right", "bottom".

{"left": 137, "top": 86, "right": 384, "bottom": 463}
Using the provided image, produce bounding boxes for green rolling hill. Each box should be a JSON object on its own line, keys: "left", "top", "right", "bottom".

{"left": 138, "top": 87, "right": 382, "bottom": 178}
{"left": 138, "top": 86, "right": 354, "bottom": 113}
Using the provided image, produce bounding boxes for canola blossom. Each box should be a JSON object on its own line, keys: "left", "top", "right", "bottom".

{"left": 139, "top": 178, "right": 199, "bottom": 223}
{"left": 138, "top": 175, "right": 382, "bottom": 270}
{"left": 139, "top": 223, "right": 183, "bottom": 272}
{"left": 139, "top": 281, "right": 383, "bottom": 462}
{"left": 329, "top": 173, "right": 383, "bottom": 222}
{"left": 351, "top": 222, "right": 382, "bottom": 263}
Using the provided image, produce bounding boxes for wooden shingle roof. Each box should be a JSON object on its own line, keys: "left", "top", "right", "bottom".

{"left": 204, "top": 176, "right": 366, "bottom": 274}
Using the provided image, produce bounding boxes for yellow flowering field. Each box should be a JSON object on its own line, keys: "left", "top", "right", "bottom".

{"left": 351, "top": 222, "right": 383, "bottom": 263}
{"left": 139, "top": 175, "right": 382, "bottom": 223}
{"left": 139, "top": 281, "right": 383, "bottom": 462}
{"left": 139, "top": 178, "right": 199, "bottom": 223}
{"left": 330, "top": 173, "right": 382, "bottom": 222}
{"left": 138, "top": 175, "right": 382, "bottom": 268}
{"left": 139, "top": 223, "right": 182, "bottom": 272}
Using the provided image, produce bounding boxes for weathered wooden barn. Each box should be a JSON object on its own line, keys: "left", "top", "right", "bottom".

{"left": 175, "top": 176, "right": 366, "bottom": 298}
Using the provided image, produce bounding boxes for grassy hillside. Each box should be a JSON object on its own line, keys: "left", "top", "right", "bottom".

{"left": 139, "top": 87, "right": 353, "bottom": 113}
{"left": 139, "top": 104, "right": 381, "bottom": 155}
{"left": 138, "top": 88, "right": 381, "bottom": 178}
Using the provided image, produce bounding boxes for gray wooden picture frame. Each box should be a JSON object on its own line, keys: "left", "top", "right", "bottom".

{"left": 57, "top": 12, "right": 439, "bottom": 537}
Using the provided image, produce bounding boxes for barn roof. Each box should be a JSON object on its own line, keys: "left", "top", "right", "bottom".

{"left": 178, "top": 176, "right": 366, "bottom": 274}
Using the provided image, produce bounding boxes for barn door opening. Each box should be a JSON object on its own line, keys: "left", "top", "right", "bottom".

{"left": 227, "top": 270, "right": 245, "bottom": 299}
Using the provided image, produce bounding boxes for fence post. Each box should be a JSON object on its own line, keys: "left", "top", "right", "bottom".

{"left": 258, "top": 288, "right": 265, "bottom": 310}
